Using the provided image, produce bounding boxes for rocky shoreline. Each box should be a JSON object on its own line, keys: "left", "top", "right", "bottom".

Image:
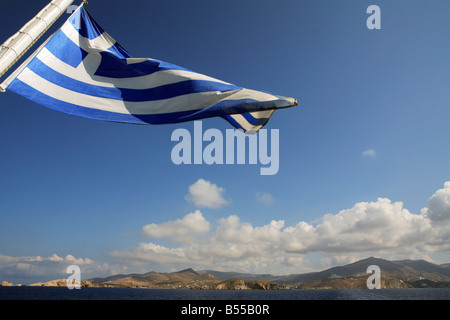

{"left": 17, "top": 277, "right": 290, "bottom": 290}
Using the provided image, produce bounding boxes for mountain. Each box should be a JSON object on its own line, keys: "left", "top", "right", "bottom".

{"left": 201, "top": 257, "right": 450, "bottom": 289}
{"left": 21, "top": 257, "right": 450, "bottom": 289}
{"left": 89, "top": 268, "right": 220, "bottom": 289}
{"left": 87, "top": 268, "right": 288, "bottom": 290}
{"left": 441, "top": 263, "right": 450, "bottom": 269}
{"left": 272, "top": 257, "right": 450, "bottom": 288}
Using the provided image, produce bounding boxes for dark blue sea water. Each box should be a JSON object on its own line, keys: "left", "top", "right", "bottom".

{"left": 1, "top": 287, "right": 447, "bottom": 319}
{"left": 0, "top": 286, "right": 449, "bottom": 300}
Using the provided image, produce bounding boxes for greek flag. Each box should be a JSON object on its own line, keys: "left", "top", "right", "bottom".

{"left": 3, "top": 4, "right": 297, "bottom": 133}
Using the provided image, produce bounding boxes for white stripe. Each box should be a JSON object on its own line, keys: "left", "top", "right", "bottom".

{"left": 223, "top": 88, "right": 285, "bottom": 103}
{"left": 36, "top": 47, "right": 233, "bottom": 90}
{"left": 60, "top": 18, "right": 234, "bottom": 88}
{"left": 246, "top": 109, "right": 275, "bottom": 119}
{"left": 228, "top": 113, "right": 264, "bottom": 132}
{"left": 17, "top": 67, "right": 241, "bottom": 115}
{"left": 60, "top": 19, "right": 116, "bottom": 53}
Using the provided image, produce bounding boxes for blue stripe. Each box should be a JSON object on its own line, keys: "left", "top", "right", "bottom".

{"left": 241, "top": 112, "right": 270, "bottom": 126}
{"left": 175, "top": 98, "right": 284, "bottom": 122}
{"left": 27, "top": 58, "right": 242, "bottom": 102}
{"left": 8, "top": 79, "right": 198, "bottom": 124}
{"left": 221, "top": 113, "right": 271, "bottom": 129}
{"left": 222, "top": 115, "right": 245, "bottom": 130}
{"left": 8, "top": 79, "right": 282, "bottom": 125}
{"left": 185, "top": 97, "right": 285, "bottom": 120}
{"left": 44, "top": 30, "right": 88, "bottom": 68}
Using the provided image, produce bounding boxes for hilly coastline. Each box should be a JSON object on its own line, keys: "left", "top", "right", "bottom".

{"left": 4, "top": 257, "right": 450, "bottom": 289}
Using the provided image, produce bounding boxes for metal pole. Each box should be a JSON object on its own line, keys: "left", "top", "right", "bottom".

{"left": 0, "top": 0, "right": 75, "bottom": 80}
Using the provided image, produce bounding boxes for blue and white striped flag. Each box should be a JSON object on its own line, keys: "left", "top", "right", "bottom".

{"left": 3, "top": 4, "right": 297, "bottom": 133}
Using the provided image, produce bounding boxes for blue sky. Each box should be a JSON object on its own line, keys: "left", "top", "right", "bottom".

{"left": 1, "top": 0, "right": 450, "bottom": 284}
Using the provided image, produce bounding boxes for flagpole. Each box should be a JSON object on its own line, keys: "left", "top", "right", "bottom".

{"left": 0, "top": 0, "right": 76, "bottom": 84}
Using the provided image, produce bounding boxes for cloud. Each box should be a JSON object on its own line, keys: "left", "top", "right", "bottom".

{"left": 185, "top": 178, "right": 229, "bottom": 209}
{"left": 142, "top": 210, "right": 210, "bottom": 241}
{"left": 362, "top": 149, "right": 376, "bottom": 158}
{"left": 110, "top": 243, "right": 194, "bottom": 266}
{"left": 284, "top": 198, "right": 434, "bottom": 255}
{"left": 111, "top": 182, "right": 450, "bottom": 275}
{"left": 421, "top": 181, "right": 450, "bottom": 222}
{"left": 256, "top": 192, "right": 274, "bottom": 205}
{"left": 0, "top": 253, "right": 104, "bottom": 285}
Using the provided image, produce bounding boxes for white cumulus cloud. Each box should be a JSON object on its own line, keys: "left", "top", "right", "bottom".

{"left": 422, "top": 181, "right": 450, "bottom": 222}
{"left": 142, "top": 210, "right": 210, "bottom": 241}
{"left": 185, "top": 178, "right": 229, "bottom": 209}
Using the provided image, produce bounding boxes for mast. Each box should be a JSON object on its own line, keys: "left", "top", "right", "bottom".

{"left": 0, "top": 0, "right": 75, "bottom": 82}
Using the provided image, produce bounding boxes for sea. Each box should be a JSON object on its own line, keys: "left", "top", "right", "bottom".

{"left": 1, "top": 286, "right": 449, "bottom": 300}
{"left": 1, "top": 287, "right": 448, "bottom": 318}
